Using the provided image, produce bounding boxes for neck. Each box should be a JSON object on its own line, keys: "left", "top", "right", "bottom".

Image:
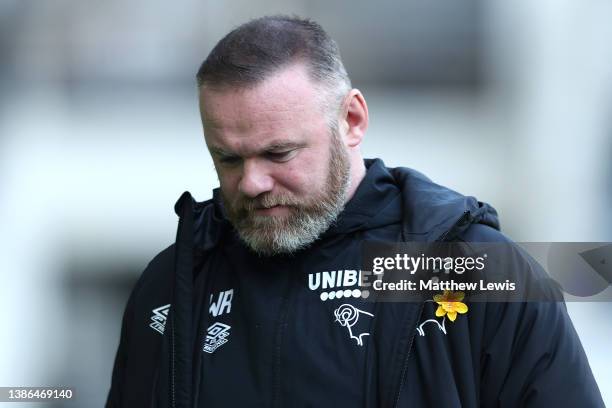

{"left": 344, "top": 156, "right": 367, "bottom": 203}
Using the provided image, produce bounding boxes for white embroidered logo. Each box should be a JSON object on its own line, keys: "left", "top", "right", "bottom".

{"left": 149, "top": 304, "right": 171, "bottom": 335}
{"left": 203, "top": 322, "right": 231, "bottom": 354}
{"left": 209, "top": 289, "right": 234, "bottom": 317}
{"left": 416, "top": 300, "right": 447, "bottom": 337}
{"left": 309, "top": 270, "right": 369, "bottom": 301}
{"left": 334, "top": 304, "right": 374, "bottom": 346}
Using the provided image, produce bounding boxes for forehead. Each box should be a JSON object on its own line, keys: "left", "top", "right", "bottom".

{"left": 199, "top": 64, "right": 327, "bottom": 146}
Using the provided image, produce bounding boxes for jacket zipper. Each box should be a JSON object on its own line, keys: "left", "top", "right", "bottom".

{"left": 171, "top": 318, "right": 176, "bottom": 408}
{"left": 271, "top": 274, "right": 296, "bottom": 408}
{"left": 392, "top": 210, "right": 471, "bottom": 407}
{"left": 436, "top": 210, "right": 471, "bottom": 243}
{"left": 392, "top": 302, "right": 424, "bottom": 408}
{"left": 171, "top": 214, "right": 184, "bottom": 408}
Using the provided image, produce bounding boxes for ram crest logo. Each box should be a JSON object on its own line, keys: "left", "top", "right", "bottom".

{"left": 333, "top": 304, "right": 374, "bottom": 346}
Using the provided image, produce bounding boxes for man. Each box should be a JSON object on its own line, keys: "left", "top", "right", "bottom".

{"left": 107, "top": 16, "right": 604, "bottom": 407}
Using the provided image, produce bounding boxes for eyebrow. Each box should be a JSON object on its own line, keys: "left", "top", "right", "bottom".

{"left": 208, "top": 141, "right": 306, "bottom": 158}
{"left": 208, "top": 146, "right": 235, "bottom": 158}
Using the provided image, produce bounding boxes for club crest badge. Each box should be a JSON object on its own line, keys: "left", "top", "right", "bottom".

{"left": 333, "top": 303, "right": 374, "bottom": 346}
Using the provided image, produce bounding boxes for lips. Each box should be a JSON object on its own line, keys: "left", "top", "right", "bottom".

{"left": 257, "top": 204, "right": 280, "bottom": 210}
{"left": 235, "top": 195, "right": 298, "bottom": 216}
{"left": 253, "top": 205, "right": 290, "bottom": 216}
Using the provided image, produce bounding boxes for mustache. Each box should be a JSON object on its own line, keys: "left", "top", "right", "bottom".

{"left": 233, "top": 193, "right": 301, "bottom": 214}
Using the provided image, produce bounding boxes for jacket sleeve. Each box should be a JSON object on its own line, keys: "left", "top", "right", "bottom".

{"left": 105, "top": 286, "right": 136, "bottom": 408}
{"left": 479, "top": 296, "right": 605, "bottom": 407}
{"left": 456, "top": 225, "right": 605, "bottom": 406}
{"left": 105, "top": 245, "right": 175, "bottom": 408}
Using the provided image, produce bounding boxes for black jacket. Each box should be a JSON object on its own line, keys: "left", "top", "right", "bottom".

{"left": 107, "top": 159, "right": 604, "bottom": 407}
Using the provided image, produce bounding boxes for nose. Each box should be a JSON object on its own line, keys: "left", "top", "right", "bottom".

{"left": 238, "top": 159, "right": 274, "bottom": 198}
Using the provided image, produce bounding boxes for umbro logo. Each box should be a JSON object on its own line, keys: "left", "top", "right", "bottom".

{"left": 203, "top": 322, "right": 231, "bottom": 354}
{"left": 149, "top": 304, "right": 171, "bottom": 335}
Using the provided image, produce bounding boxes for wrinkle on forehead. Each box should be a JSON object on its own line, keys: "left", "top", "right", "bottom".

{"left": 203, "top": 105, "right": 307, "bottom": 142}
{"left": 200, "top": 63, "right": 323, "bottom": 134}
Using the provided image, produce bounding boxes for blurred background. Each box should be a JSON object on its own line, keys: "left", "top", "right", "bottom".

{"left": 1, "top": 0, "right": 611, "bottom": 406}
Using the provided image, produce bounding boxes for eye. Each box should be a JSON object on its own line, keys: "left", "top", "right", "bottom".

{"left": 218, "top": 155, "right": 242, "bottom": 166}
{"left": 265, "top": 150, "right": 296, "bottom": 162}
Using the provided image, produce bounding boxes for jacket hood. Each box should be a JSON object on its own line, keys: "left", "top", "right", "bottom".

{"left": 174, "top": 189, "right": 229, "bottom": 252}
{"left": 385, "top": 161, "right": 500, "bottom": 241}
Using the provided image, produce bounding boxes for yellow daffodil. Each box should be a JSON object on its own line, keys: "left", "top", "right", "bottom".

{"left": 434, "top": 290, "right": 468, "bottom": 322}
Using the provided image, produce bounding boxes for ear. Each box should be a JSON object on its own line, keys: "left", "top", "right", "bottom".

{"left": 341, "top": 89, "right": 369, "bottom": 148}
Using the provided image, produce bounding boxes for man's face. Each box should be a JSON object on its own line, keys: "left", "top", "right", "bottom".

{"left": 199, "top": 63, "right": 351, "bottom": 256}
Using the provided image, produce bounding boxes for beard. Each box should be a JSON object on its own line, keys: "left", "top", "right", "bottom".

{"left": 223, "top": 129, "right": 351, "bottom": 256}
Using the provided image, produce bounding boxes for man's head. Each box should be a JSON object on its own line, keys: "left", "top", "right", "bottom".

{"left": 197, "top": 16, "right": 368, "bottom": 256}
{"left": 197, "top": 15, "right": 352, "bottom": 127}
